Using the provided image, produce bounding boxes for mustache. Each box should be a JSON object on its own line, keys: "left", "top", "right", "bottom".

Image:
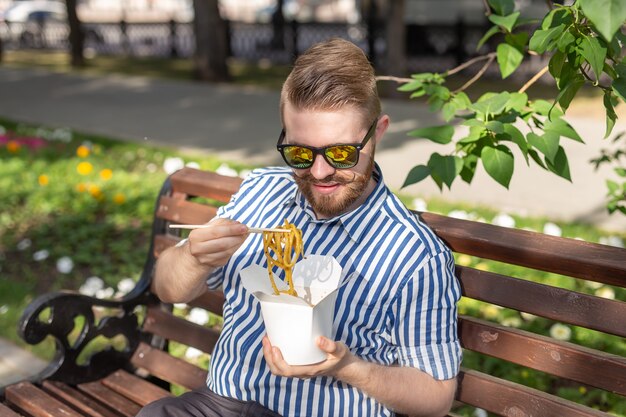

{"left": 292, "top": 171, "right": 356, "bottom": 184}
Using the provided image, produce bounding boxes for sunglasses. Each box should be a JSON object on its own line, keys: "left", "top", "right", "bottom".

{"left": 277, "top": 118, "right": 378, "bottom": 169}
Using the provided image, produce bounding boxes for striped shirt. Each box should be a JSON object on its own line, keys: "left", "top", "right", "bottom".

{"left": 206, "top": 165, "right": 462, "bottom": 417}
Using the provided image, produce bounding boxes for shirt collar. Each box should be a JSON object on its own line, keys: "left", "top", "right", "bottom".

{"left": 283, "top": 163, "right": 389, "bottom": 243}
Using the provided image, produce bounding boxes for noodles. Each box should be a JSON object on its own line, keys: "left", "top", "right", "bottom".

{"left": 262, "top": 219, "right": 303, "bottom": 297}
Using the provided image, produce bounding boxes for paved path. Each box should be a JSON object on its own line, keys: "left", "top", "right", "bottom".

{"left": 2, "top": 66, "right": 625, "bottom": 234}
{"left": 0, "top": 338, "right": 46, "bottom": 389}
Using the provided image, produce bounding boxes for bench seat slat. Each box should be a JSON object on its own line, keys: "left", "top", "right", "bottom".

{"left": 5, "top": 382, "right": 84, "bottom": 417}
{"left": 131, "top": 342, "right": 208, "bottom": 390}
{"left": 170, "top": 168, "right": 242, "bottom": 202}
{"left": 459, "top": 316, "right": 626, "bottom": 396}
{"left": 157, "top": 196, "right": 217, "bottom": 225}
{"left": 0, "top": 403, "right": 21, "bottom": 417}
{"left": 78, "top": 381, "right": 141, "bottom": 417}
{"left": 144, "top": 307, "right": 221, "bottom": 354}
{"left": 154, "top": 234, "right": 181, "bottom": 258}
{"left": 458, "top": 266, "right": 626, "bottom": 338}
{"left": 42, "top": 380, "right": 121, "bottom": 417}
{"left": 101, "top": 370, "right": 172, "bottom": 406}
{"left": 420, "top": 212, "right": 626, "bottom": 287}
{"left": 456, "top": 368, "right": 609, "bottom": 417}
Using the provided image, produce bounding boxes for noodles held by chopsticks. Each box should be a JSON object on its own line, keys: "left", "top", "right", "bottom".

{"left": 262, "top": 219, "right": 303, "bottom": 296}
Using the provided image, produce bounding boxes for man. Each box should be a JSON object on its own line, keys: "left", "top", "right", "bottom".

{"left": 138, "top": 38, "right": 461, "bottom": 417}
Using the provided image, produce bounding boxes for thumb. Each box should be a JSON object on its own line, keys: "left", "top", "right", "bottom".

{"left": 317, "top": 336, "right": 338, "bottom": 354}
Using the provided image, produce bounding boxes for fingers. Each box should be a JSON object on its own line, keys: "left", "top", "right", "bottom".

{"left": 187, "top": 219, "right": 249, "bottom": 268}
{"left": 317, "top": 336, "right": 338, "bottom": 354}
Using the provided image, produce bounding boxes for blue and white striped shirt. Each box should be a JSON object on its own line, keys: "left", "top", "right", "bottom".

{"left": 206, "top": 165, "right": 462, "bottom": 417}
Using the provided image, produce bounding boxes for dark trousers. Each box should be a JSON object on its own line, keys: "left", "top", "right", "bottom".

{"left": 136, "top": 387, "right": 283, "bottom": 417}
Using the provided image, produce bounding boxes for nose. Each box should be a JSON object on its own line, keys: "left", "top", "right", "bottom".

{"left": 309, "top": 153, "right": 336, "bottom": 180}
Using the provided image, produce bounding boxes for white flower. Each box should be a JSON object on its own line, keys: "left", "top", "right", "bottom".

{"left": 174, "top": 303, "right": 187, "bottom": 310}
{"left": 599, "top": 236, "right": 624, "bottom": 248}
{"left": 239, "top": 169, "right": 252, "bottom": 179}
{"left": 146, "top": 163, "right": 158, "bottom": 173}
{"left": 595, "top": 286, "right": 615, "bottom": 300}
{"left": 543, "top": 222, "right": 562, "bottom": 237}
{"left": 448, "top": 210, "right": 469, "bottom": 220}
{"left": 186, "top": 161, "right": 200, "bottom": 169}
{"left": 52, "top": 128, "right": 73, "bottom": 142}
{"left": 79, "top": 276, "right": 105, "bottom": 296}
{"left": 185, "top": 347, "right": 203, "bottom": 359}
{"left": 17, "top": 239, "right": 32, "bottom": 251}
{"left": 412, "top": 198, "right": 428, "bottom": 212}
{"left": 33, "top": 249, "right": 50, "bottom": 261}
{"left": 0, "top": 305, "right": 8, "bottom": 315}
{"left": 550, "top": 323, "right": 572, "bottom": 341}
{"left": 520, "top": 312, "right": 537, "bottom": 321}
{"left": 56, "top": 256, "right": 74, "bottom": 274}
{"left": 117, "top": 278, "right": 135, "bottom": 295}
{"left": 163, "top": 157, "right": 185, "bottom": 174}
{"left": 187, "top": 308, "right": 209, "bottom": 325}
{"left": 501, "top": 317, "right": 522, "bottom": 328}
{"left": 473, "top": 408, "right": 488, "bottom": 417}
{"left": 95, "top": 287, "right": 115, "bottom": 299}
{"left": 216, "top": 163, "right": 239, "bottom": 177}
{"left": 492, "top": 213, "right": 516, "bottom": 228}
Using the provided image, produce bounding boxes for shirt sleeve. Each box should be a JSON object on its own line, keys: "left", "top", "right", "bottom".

{"left": 389, "top": 249, "right": 462, "bottom": 380}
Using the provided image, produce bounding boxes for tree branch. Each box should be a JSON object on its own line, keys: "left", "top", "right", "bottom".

{"left": 482, "top": 0, "right": 492, "bottom": 16}
{"left": 519, "top": 66, "right": 549, "bottom": 93}
{"left": 453, "top": 54, "right": 496, "bottom": 93}
{"left": 375, "top": 75, "right": 414, "bottom": 83}
{"left": 447, "top": 52, "right": 497, "bottom": 76}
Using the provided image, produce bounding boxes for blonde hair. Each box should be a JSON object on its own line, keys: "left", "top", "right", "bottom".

{"left": 280, "top": 38, "right": 380, "bottom": 128}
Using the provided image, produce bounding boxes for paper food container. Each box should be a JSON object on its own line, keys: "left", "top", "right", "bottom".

{"left": 240, "top": 255, "right": 342, "bottom": 365}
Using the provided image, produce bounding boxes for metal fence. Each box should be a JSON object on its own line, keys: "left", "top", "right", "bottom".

{"left": 0, "top": 18, "right": 505, "bottom": 73}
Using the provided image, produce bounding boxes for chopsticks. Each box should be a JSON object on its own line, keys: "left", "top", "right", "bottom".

{"left": 168, "top": 224, "right": 289, "bottom": 233}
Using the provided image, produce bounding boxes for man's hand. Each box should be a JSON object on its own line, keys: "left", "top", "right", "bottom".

{"left": 187, "top": 218, "right": 249, "bottom": 268}
{"left": 262, "top": 335, "right": 360, "bottom": 380}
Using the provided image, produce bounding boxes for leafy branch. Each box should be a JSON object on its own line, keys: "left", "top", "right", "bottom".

{"left": 381, "top": 0, "right": 626, "bottom": 215}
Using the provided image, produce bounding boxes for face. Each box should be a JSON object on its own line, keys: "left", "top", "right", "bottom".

{"left": 282, "top": 103, "right": 388, "bottom": 219}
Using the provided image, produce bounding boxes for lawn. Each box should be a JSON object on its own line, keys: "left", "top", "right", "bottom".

{"left": 1, "top": 115, "right": 624, "bottom": 415}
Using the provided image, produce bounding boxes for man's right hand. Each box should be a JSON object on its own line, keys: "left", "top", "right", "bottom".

{"left": 187, "top": 218, "right": 250, "bottom": 268}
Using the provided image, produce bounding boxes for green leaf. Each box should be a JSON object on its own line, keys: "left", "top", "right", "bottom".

{"left": 580, "top": 0, "right": 626, "bottom": 41}
{"left": 579, "top": 36, "right": 607, "bottom": 81}
{"left": 410, "top": 89, "right": 426, "bottom": 99}
{"left": 397, "top": 80, "right": 423, "bottom": 92}
{"left": 612, "top": 77, "right": 626, "bottom": 103}
{"left": 441, "top": 102, "right": 458, "bottom": 122}
{"left": 528, "top": 131, "right": 560, "bottom": 163}
{"left": 485, "top": 120, "right": 505, "bottom": 134}
{"left": 556, "top": 30, "right": 576, "bottom": 53}
{"left": 549, "top": 50, "right": 566, "bottom": 79}
{"left": 459, "top": 154, "right": 479, "bottom": 184}
{"left": 477, "top": 25, "right": 500, "bottom": 51}
{"left": 543, "top": 118, "right": 584, "bottom": 143}
{"left": 505, "top": 92, "right": 528, "bottom": 112}
{"left": 502, "top": 124, "right": 529, "bottom": 164}
{"left": 603, "top": 91, "right": 618, "bottom": 138}
{"left": 529, "top": 100, "right": 564, "bottom": 117}
{"left": 402, "top": 165, "right": 431, "bottom": 188}
{"left": 489, "top": 12, "right": 521, "bottom": 33}
{"left": 528, "top": 148, "right": 548, "bottom": 170}
{"left": 407, "top": 125, "right": 455, "bottom": 144}
{"left": 542, "top": 7, "right": 574, "bottom": 30}
{"left": 546, "top": 146, "right": 572, "bottom": 181}
{"left": 497, "top": 43, "right": 524, "bottom": 79}
{"left": 488, "top": 0, "right": 515, "bottom": 16}
{"left": 529, "top": 25, "right": 565, "bottom": 54}
{"left": 481, "top": 145, "right": 515, "bottom": 188}
{"left": 505, "top": 32, "right": 529, "bottom": 49}
{"left": 428, "top": 153, "right": 463, "bottom": 189}
{"left": 555, "top": 75, "right": 585, "bottom": 111}
{"left": 471, "top": 92, "right": 511, "bottom": 116}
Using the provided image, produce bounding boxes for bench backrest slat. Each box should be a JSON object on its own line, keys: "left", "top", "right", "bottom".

{"left": 131, "top": 343, "right": 208, "bottom": 391}
{"left": 188, "top": 290, "right": 226, "bottom": 317}
{"left": 420, "top": 212, "right": 626, "bottom": 286}
{"left": 458, "top": 266, "right": 626, "bottom": 338}
{"left": 457, "top": 368, "right": 609, "bottom": 417}
{"left": 460, "top": 316, "right": 626, "bottom": 395}
{"left": 144, "top": 307, "right": 220, "bottom": 354}
{"left": 157, "top": 197, "right": 218, "bottom": 225}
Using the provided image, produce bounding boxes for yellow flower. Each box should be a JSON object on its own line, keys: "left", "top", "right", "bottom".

{"left": 76, "top": 183, "right": 87, "bottom": 193}
{"left": 76, "top": 145, "right": 90, "bottom": 158}
{"left": 457, "top": 254, "right": 473, "bottom": 266}
{"left": 88, "top": 184, "right": 102, "bottom": 199}
{"left": 482, "top": 304, "right": 501, "bottom": 319}
{"left": 578, "top": 386, "right": 587, "bottom": 395}
{"left": 38, "top": 175, "right": 49, "bottom": 186}
{"left": 77, "top": 162, "right": 93, "bottom": 175}
{"left": 475, "top": 262, "right": 490, "bottom": 271}
{"left": 7, "top": 140, "right": 21, "bottom": 153}
{"left": 521, "top": 370, "right": 530, "bottom": 378}
{"left": 113, "top": 193, "right": 126, "bottom": 204}
{"left": 99, "top": 168, "right": 113, "bottom": 181}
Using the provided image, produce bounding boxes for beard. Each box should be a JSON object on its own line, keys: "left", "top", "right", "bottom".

{"left": 293, "top": 153, "right": 375, "bottom": 218}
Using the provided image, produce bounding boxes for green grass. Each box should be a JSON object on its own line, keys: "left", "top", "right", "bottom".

{"left": 1, "top": 116, "right": 625, "bottom": 415}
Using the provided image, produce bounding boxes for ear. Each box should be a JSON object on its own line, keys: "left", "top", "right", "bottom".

{"left": 373, "top": 114, "right": 390, "bottom": 146}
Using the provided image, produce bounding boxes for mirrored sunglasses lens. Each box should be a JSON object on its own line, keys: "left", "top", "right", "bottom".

{"left": 283, "top": 146, "right": 314, "bottom": 168}
{"left": 325, "top": 145, "right": 358, "bottom": 168}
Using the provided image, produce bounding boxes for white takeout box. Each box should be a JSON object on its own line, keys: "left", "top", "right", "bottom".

{"left": 240, "top": 255, "right": 342, "bottom": 365}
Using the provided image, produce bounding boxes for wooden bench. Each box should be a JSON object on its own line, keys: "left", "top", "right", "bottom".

{"left": 1, "top": 166, "right": 624, "bottom": 417}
